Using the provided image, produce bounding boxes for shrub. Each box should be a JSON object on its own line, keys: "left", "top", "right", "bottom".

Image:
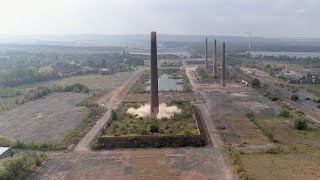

{"left": 111, "top": 109, "right": 117, "bottom": 120}
{"left": 294, "top": 116, "right": 308, "bottom": 130}
{"left": 291, "top": 94, "right": 299, "bottom": 101}
{"left": 149, "top": 123, "right": 159, "bottom": 133}
{"left": 314, "top": 99, "right": 320, "bottom": 103}
{"left": 251, "top": 78, "right": 261, "bottom": 88}
{"left": 0, "top": 135, "right": 17, "bottom": 147}
{"left": 305, "top": 97, "right": 311, "bottom": 100}
{"left": 317, "top": 104, "right": 320, "bottom": 109}
{"left": 0, "top": 152, "right": 45, "bottom": 180}
{"left": 271, "top": 97, "right": 278, "bottom": 101}
{"left": 279, "top": 110, "right": 290, "bottom": 118}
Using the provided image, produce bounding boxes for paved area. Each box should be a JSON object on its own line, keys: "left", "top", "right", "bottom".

{"left": 74, "top": 69, "right": 144, "bottom": 151}
{"left": 29, "top": 148, "right": 235, "bottom": 180}
{"left": 0, "top": 92, "right": 89, "bottom": 142}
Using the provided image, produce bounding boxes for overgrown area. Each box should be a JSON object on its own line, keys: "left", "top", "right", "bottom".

{"left": 229, "top": 108, "right": 320, "bottom": 179}
{"left": 0, "top": 152, "right": 46, "bottom": 180}
{"left": 102, "top": 101, "right": 199, "bottom": 137}
{"left": 291, "top": 84, "right": 320, "bottom": 97}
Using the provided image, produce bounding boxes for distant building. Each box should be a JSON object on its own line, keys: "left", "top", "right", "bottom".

{"left": 99, "top": 68, "right": 112, "bottom": 75}
{"left": 0, "top": 147, "right": 11, "bottom": 159}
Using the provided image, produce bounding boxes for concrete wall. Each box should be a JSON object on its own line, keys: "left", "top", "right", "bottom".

{"left": 96, "top": 105, "right": 208, "bottom": 149}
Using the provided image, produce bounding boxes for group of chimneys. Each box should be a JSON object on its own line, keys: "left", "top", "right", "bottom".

{"left": 204, "top": 37, "right": 226, "bottom": 87}
{"left": 149, "top": 32, "right": 227, "bottom": 116}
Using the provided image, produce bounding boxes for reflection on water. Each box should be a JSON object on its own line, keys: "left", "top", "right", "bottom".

{"left": 145, "top": 74, "right": 183, "bottom": 91}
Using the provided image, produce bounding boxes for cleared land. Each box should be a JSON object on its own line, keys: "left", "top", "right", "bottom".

{"left": 30, "top": 148, "right": 235, "bottom": 180}
{"left": 0, "top": 71, "right": 136, "bottom": 142}
{"left": 0, "top": 92, "right": 88, "bottom": 142}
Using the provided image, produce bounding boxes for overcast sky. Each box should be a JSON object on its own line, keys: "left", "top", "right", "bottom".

{"left": 0, "top": 0, "right": 319, "bottom": 37}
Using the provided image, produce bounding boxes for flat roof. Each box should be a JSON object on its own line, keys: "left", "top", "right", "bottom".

{"left": 0, "top": 147, "right": 10, "bottom": 155}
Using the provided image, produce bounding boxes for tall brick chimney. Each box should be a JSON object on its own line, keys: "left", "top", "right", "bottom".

{"left": 213, "top": 39, "right": 217, "bottom": 77}
{"left": 205, "top": 37, "right": 208, "bottom": 69}
{"left": 150, "top": 32, "right": 159, "bottom": 115}
{"left": 221, "top": 42, "right": 226, "bottom": 87}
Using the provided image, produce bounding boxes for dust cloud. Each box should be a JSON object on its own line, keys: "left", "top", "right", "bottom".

{"left": 127, "top": 103, "right": 181, "bottom": 119}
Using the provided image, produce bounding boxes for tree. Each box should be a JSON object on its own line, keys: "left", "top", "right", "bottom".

{"left": 291, "top": 94, "right": 299, "bottom": 101}
{"left": 251, "top": 78, "right": 261, "bottom": 88}
{"left": 111, "top": 109, "right": 117, "bottom": 120}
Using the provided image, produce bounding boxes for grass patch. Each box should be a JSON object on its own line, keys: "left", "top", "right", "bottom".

{"left": 246, "top": 113, "right": 274, "bottom": 142}
{"left": 226, "top": 147, "right": 251, "bottom": 180}
{"left": 102, "top": 101, "right": 199, "bottom": 137}
{"left": 0, "top": 152, "right": 46, "bottom": 180}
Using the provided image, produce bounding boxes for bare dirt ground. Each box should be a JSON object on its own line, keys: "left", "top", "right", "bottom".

{"left": 186, "top": 66, "right": 280, "bottom": 146}
{"left": 0, "top": 92, "right": 89, "bottom": 142}
{"left": 29, "top": 148, "right": 235, "bottom": 180}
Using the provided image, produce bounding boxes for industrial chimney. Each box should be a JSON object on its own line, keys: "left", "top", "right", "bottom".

{"left": 213, "top": 39, "right": 217, "bottom": 77}
{"left": 205, "top": 37, "right": 208, "bottom": 69}
{"left": 221, "top": 42, "right": 226, "bottom": 87}
{"left": 150, "top": 32, "right": 159, "bottom": 115}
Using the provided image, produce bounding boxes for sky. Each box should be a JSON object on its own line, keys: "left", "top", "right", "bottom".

{"left": 0, "top": 0, "right": 319, "bottom": 37}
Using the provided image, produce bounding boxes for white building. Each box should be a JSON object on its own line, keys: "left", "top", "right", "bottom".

{"left": 0, "top": 147, "right": 11, "bottom": 159}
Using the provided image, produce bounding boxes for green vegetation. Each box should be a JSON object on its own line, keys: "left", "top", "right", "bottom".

{"left": 270, "top": 97, "right": 278, "bottom": 101}
{"left": 102, "top": 101, "right": 199, "bottom": 137}
{"left": 196, "top": 67, "right": 212, "bottom": 79}
{"left": 291, "top": 94, "right": 299, "bottom": 101}
{"left": 0, "top": 152, "right": 46, "bottom": 180}
{"left": 230, "top": 107, "right": 320, "bottom": 179}
{"left": 0, "top": 66, "right": 59, "bottom": 86}
{"left": 181, "top": 69, "right": 192, "bottom": 92}
{"left": 279, "top": 109, "right": 290, "bottom": 118}
{"left": 246, "top": 113, "right": 274, "bottom": 142}
{"left": 130, "top": 71, "right": 149, "bottom": 94}
{"left": 111, "top": 109, "right": 117, "bottom": 120}
{"left": 251, "top": 79, "right": 261, "bottom": 88}
{"left": 226, "top": 147, "right": 251, "bottom": 180}
{"left": 291, "top": 84, "right": 320, "bottom": 97}
{"left": 0, "top": 83, "right": 89, "bottom": 112}
{"left": 264, "top": 64, "right": 284, "bottom": 77}
{"left": 294, "top": 116, "right": 308, "bottom": 130}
